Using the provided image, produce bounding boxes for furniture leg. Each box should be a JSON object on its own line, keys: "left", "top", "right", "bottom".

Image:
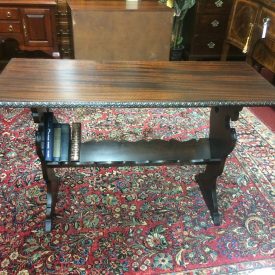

{"left": 220, "top": 41, "right": 230, "bottom": 61}
{"left": 195, "top": 106, "right": 242, "bottom": 225}
{"left": 195, "top": 161, "right": 225, "bottom": 225}
{"left": 41, "top": 162, "right": 60, "bottom": 232}
{"left": 37, "top": 128, "right": 60, "bottom": 232}
{"left": 31, "top": 107, "right": 60, "bottom": 232}
{"left": 36, "top": 130, "right": 60, "bottom": 232}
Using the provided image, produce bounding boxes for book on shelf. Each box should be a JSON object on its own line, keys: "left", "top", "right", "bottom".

{"left": 35, "top": 123, "right": 45, "bottom": 156}
{"left": 44, "top": 112, "right": 54, "bottom": 162}
{"left": 60, "top": 123, "right": 71, "bottom": 162}
{"left": 53, "top": 123, "right": 62, "bottom": 162}
{"left": 70, "top": 122, "right": 81, "bottom": 162}
{"left": 40, "top": 113, "right": 81, "bottom": 163}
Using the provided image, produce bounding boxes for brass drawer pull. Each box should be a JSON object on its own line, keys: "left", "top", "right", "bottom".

{"left": 243, "top": 23, "right": 254, "bottom": 53}
{"left": 207, "top": 42, "right": 216, "bottom": 48}
{"left": 215, "top": 0, "right": 224, "bottom": 8}
{"left": 8, "top": 25, "right": 13, "bottom": 32}
{"left": 23, "top": 20, "right": 28, "bottom": 38}
{"left": 211, "top": 20, "right": 220, "bottom": 27}
{"left": 6, "top": 11, "right": 12, "bottom": 18}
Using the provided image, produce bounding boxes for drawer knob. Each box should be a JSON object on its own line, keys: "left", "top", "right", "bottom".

{"left": 207, "top": 42, "right": 216, "bottom": 48}
{"left": 8, "top": 25, "right": 13, "bottom": 32}
{"left": 215, "top": 0, "right": 224, "bottom": 8}
{"left": 6, "top": 11, "right": 12, "bottom": 18}
{"left": 211, "top": 20, "right": 220, "bottom": 27}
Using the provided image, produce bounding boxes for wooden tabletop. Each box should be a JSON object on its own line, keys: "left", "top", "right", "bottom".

{"left": 0, "top": 0, "right": 56, "bottom": 5}
{"left": 0, "top": 58, "right": 274, "bottom": 108}
{"left": 67, "top": 0, "right": 172, "bottom": 11}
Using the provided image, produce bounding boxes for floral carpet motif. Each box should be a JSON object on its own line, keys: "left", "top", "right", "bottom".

{"left": 0, "top": 107, "right": 274, "bottom": 274}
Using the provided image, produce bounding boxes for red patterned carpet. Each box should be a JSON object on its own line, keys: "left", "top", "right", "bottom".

{"left": 0, "top": 107, "right": 274, "bottom": 274}
{"left": 249, "top": 107, "right": 275, "bottom": 132}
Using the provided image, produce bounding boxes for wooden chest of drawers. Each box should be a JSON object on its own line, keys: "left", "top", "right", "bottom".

{"left": 183, "top": 0, "right": 236, "bottom": 60}
{"left": 0, "top": 0, "right": 59, "bottom": 57}
{"left": 56, "top": 0, "right": 72, "bottom": 58}
{"left": 67, "top": 0, "right": 173, "bottom": 61}
{"left": 222, "top": 0, "right": 275, "bottom": 73}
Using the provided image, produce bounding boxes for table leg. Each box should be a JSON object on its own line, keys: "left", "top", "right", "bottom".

{"left": 196, "top": 106, "right": 242, "bottom": 225}
{"left": 41, "top": 162, "right": 60, "bottom": 232}
{"left": 195, "top": 161, "right": 225, "bottom": 225}
{"left": 31, "top": 108, "right": 60, "bottom": 232}
{"left": 36, "top": 129, "right": 60, "bottom": 232}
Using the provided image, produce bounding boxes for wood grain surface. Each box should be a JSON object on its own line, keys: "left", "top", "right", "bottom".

{"left": 68, "top": 0, "right": 173, "bottom": 61}
{"left": 0, "top": 0, "right": 56, "bottom": 5}
{"left": 0, "top": 58, "right": 274, "bottom": 107}
{"left": 67, "top": 0, "right": 171, "bottom": 11}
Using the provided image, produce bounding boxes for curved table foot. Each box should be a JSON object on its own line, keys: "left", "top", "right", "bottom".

{"left": 212, "top": 212, "right": 221, "bottom": 226}
{"left": 44, "top": 172, "right": 60, "bottom": 232}
{"left": 195, "top": 161, "right": 225, "bottom": 226}
{"left": 45, "top": 219, "right": 53, "bottom": 232}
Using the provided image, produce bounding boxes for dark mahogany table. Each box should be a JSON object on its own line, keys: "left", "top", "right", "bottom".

{"left": 0, "top": 58, "right": 274, "bottom": 231}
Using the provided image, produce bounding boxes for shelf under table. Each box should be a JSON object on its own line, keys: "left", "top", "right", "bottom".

{"left": 46, "top": 138, "right": 230, "bottom": 167}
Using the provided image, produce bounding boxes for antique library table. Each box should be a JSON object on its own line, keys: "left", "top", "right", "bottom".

{"left": 0, "top": 58, "right": 274, "bottom": 232}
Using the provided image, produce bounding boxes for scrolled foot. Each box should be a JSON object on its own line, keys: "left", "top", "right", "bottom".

{"left": 211, "top": 212, "right": 221, "bottom": 226}
{"left": 195, "top": 171, "right": 221, "bottom": 226}
{"left": 45, "top": 219, "right": 52, "bottom": 232}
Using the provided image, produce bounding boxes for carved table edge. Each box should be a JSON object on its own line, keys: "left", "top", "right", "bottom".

{"left": 0, "top": 100, "right": 274, "bottom": 108}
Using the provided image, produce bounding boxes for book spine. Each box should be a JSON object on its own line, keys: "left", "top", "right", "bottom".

{"left": 53, "top": 123, "right": 62, "bottom": 162}
{"left": 60, "top": 123, "right": 71, "bottom": 162}
{"left": 40, "top": 126, "right": 45, "bottom": 157}
{"left": 44, "top": 112, "right": 54, "bottom": 162}
{"left": 35, "top": 125, "right": 45, "bottom": 157}
{"left": 70, "top": 122, "right": 81, "bottom": 162}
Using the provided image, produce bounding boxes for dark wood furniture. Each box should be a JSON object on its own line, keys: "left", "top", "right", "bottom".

{"left": 0, "top": 58, "right": 274, "bottom": 231}
{"left": 0, "top": 0, "right": 59, "bottom": 57}
{"left": 221, "top": 0, "right": 275, "bottom": 73}
{"left": 56, "top": 0, "right": 72, "bottom": 58}
{"left": 67, "top": 0, "right": 173, "bottom": 61}
{"left": 182, "top": 0, "right": 239, "bottom": 60}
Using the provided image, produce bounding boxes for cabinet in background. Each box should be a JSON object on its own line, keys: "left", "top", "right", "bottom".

{"left": 183, "top": 0, "right": 242, "bottom": 60}
{"left": 56, "top": 0, "right": 72, "bottom": 58}
{"left": 67, "top": 0, "right": 173, "bottom": 61}
{"left": 0, "top": 0, "right": 59, "bottom": 57}
{"left": 221, "top": 0, "right": 275, "bottom": 73}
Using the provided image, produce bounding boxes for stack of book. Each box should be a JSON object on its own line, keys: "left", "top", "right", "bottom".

{"left": 37, "top": 112, "right": 81, "bottom": 162}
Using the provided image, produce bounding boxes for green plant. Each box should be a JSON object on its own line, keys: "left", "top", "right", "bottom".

{"left": 160, "top": 0, "right": 196, "bottom": 49}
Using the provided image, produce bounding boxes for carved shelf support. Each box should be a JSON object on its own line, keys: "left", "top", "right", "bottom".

{"left": 32, "top": 108, "right": 60, "bottom": 232}
{"left": 196, "top": 160, "right": 225, "bottom": 225}
{"left": 196, "top": 106, "right": 242, "bottom": 225}
{"left": 32, "top": 106, "right": 243, "bottom": 231}
{"left": 43, "top": 165, "right": 60, "bottom": 232}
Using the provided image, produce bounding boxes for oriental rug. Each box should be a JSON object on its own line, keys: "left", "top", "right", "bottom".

{"left": 0, "top": 107, "right": 274, "bottom": 275}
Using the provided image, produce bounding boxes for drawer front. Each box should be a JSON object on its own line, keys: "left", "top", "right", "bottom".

{"left": 0, "top": 8, "right": 19, "bottom": 20}
{"left": 190, "top": 35, "right": 224, "bottom": 55}
{"left": 197, "top": 0, "right": 232, "bottom": 14}
{"left": 227, "top": 0, "right": 259, "bottom": 49}
{"left": 0, "top": 22, "right": 21, "bottom": 33}
{"left": 195, "top": 14, "right": 229, "bottom": 34}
